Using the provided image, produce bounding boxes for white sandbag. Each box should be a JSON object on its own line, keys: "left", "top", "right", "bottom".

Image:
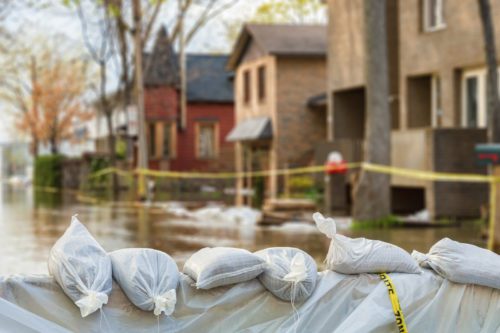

{"left": 183, "top": 247, "right": 266, "bottom": 289}
{"left": 110, "top": 248, "right": 179, "bottom": 316}
{"left": 48, "top": 215, "right": 112, "bottom": 317}
{"left": 313, "top": 212, "right": 421, "bottom": 274}
{"left": 412, "top": 237, "right": 500, "bottom": 289}
{"left": 255, "top": 247, "right": 317, "bottom": 302}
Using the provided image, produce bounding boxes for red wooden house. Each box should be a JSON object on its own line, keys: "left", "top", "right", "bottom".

{"left": 143, "top": 28, "right": 235, "bottom": 172}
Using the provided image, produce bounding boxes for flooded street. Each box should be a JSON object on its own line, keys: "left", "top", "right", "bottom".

{"left": 0, "top": 185, "right": 488, "bottom": 276}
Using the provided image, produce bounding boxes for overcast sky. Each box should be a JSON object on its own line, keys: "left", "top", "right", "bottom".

{"left": 0, "top": 0, "right": 265, "bottom": 143}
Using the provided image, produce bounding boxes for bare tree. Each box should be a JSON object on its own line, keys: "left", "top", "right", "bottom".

{"left": 74, "top": 0, "right": 120, "bottom": 191}
{"left": 352, "top": 0, "right": 391, "bottom": 221}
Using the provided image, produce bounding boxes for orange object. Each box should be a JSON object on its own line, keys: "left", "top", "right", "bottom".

{"left": 325, "top": 160, "right": 347, "bottom": 174}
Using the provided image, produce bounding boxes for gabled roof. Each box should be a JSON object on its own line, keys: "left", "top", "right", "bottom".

{"left": 187, "top": 55, "right": 233, "bottom": 103}
{"left": 144, "top": 26, "right": 179, "bottom": 87}
{"left": 227, "top": 23, "right": 327, "bottom": 70}
{"left": 144, "top": 27, "right": 233, "bottom": 103}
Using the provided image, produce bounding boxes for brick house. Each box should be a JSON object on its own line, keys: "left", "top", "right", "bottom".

{"left": 143, "top": 28, "right": 234, "bottom": 172}
{"left": 325, "top": 0, "right": 498, "bottom": 218}
{"left": 226, "top": 24, "right": 327, "bottom": 205}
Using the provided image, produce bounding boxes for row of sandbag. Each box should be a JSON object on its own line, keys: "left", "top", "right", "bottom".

{"left": 48, "top": 215, "right": 318, "bottom": 318}
{"left": 313, "top": 212, "right": 500, "bottom": 289}
{"left": 47, "top": 213, "right": 500, "bottom": 319}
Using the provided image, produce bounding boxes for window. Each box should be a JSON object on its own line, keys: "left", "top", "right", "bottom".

{"left": 462, "top": 69, "right": 486, "bottom": 128}
{"left": 162, "top": 123, "right": 173, "bottom": 158}
{"left": 243, "top": 70, "right": 251, "bottom": 104}
{"left": 258, "top": 65, "right": 266, "bottom": 102}
{"left": 148, "top": 122, "right": 176, "bottom": 159}
{"left": 423, "top": 0, "right": 445, "bottom": 32}
{"left": 148, "top": 123, "right": 156, "bottom": 158}
{"left": 196, "top": 122, "right": 218, "bottom": 159}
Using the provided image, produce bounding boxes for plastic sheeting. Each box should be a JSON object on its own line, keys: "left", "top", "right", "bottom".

{"left": 1, "top": 270, "right": 500, "bottom": 333}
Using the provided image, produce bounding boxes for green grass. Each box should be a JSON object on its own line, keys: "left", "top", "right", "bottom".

{"left": 351, "top": 215, "right": 403, "bottom": 230}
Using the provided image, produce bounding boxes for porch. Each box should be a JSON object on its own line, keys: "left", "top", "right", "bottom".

{"left": 319, "top": 128, "right": 488, "bottom": 219}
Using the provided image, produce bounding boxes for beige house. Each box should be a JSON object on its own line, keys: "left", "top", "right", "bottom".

{"left": 227, "top": 24, "right": 327, "bottom": 205}
{"left": 326, "top": 0, "right": 500, "bottom": 218}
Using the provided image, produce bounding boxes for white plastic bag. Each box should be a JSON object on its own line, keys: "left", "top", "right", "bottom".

{"left": 313, "top": 212, "right": 420, "bottom": 274}
{"left": 255, "top": 247, "right": 317, "bottom": 302}
{"left": 110, "top": 248, "right": 179, "bottom": 316}
{"left": 183, "top": 247, "right": 266, "bottom": 289}
{"left": 48, "top": 215, "right": 112, "bottom": 317}
{"left": 412, "top": 237, "right": 500, "bottom": 289}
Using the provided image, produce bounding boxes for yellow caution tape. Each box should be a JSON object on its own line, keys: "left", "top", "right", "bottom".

{"left": 363, "top": 163, "right": 496, "bottom": 183}
{"left": 42, "top": 161, "right": 500, "bottom": 251}
{"left": 88, "top": 162, "right": 500, "bottom": 183}
{"left": 379, "top": 273, "right": 408, "bottom": 333}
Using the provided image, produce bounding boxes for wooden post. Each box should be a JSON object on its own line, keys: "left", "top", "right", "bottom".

{"left": 490, "top": 166, "right": 500, "bottom": 252}
{"left": 133, "top": 0, "right": 148, "bottom": 199}
{"left": 245, "top": 146, "right": 253, "bottom": 206}
{"left": 284, "top": 163, "right": 290, "bottom": 198}
{"left": 235, "top": 142, "right": 244, "bottom": 206}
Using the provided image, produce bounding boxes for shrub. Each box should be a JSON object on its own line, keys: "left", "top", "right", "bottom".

{"left": 34, "top": 155, "right": 64, "bottom": 188}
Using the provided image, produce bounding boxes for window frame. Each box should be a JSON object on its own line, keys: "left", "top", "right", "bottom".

{"left": 461, "top": 68, "right": 487, "bottom": 129}
{"left": 257, "top": 65, "right": 266, "bottom": 102}
{"left": 148, "top": 122, "right": 156, "bottom": 159}
{"left": 431, "top": 75, "right": 442, "bottom": 127}
{"left": 148, "top": 121, "right": 176, "bottom": 160}
{"left": 243, "top": 69, "right": 251, "bottom": 105}
{"left": 422, "top": 0, "right": 446, "bottom": 33}
{"left": 195, "top": 121, "right": 219, "bottom": 160}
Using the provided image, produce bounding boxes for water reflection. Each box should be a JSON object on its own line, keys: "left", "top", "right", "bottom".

{"left": 0, "top": 185, "right": 487, "bottom": 276}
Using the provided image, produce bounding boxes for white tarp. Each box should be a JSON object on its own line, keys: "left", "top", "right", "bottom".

{"left": 1, "top": 270, "right": 500, "bottom": 333}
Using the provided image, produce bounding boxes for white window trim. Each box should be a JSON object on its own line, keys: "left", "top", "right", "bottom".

{"left": 423, "top": 0, "right": 446, "bottom": 32}
{"left": 431, "top": 75, "right": 441, "bottom": 127}
{"left": 461, "top": 68, "right": 487, "bottom": 128}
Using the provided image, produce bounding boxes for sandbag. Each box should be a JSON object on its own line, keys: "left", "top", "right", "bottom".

{"left": 183, "top": 247, "right": 266, "bottom": 289}
{"left": 412, "top": 237, "right": 500, "bottom": 289}
{"left": 255, "top": 247, "right": 317, "bottom": 302}
{"left": 48, "top": 215, "right": 112, "bottom": 317}
{"left": 110, "top": 248, "right": 179, "bottom": 316}
{"left": 313, "top": 212, "right": 421, "bottom": 274}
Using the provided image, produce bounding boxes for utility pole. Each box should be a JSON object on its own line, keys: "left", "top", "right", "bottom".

{"left": 178, "top": 0, "right": 187, "bottom": 130}
{"left": 478, "top": 0, "right": 500, "bottom": 252}
{"left": 133, "top": 0, "right": 148, "bottom": 199}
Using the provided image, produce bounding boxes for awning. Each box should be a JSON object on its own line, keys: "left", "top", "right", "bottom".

{"left": 226, "top": 117, "right": 273, "bottom": 142}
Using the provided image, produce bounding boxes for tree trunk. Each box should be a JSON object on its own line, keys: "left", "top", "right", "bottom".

{"left": 116, "top": 2, "right": 132, "bottom": 131}
{"left": 352, "top": 0, "right": 391, "bottom": 221}
{"left": 178, "top": 4, "right": 187, "bottom": 130}
{"left": 31, "top": 135, "right": 38, "bottom": 158}
{"left": 100, "top": 61, "right": 118, "bottom": 193}
{"left": 478, "top": 0, "right": 500, "bottom": 143}
{"left": 478, "top": 0, "right": 500, "bottom": 252}
{"left": 133, "top": 0, "right": 149, "bottom": 200}
{"left": 50, "top": 135, "right": 58, "bottom": 155}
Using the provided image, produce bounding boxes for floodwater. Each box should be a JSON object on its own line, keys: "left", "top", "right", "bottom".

{"left": 0, "top": 185, "right": 488, "bottom": 276}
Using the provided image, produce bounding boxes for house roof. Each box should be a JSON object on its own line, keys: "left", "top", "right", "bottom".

{"left": 186, "top": 55, "right": 233, "bottom": 103}
{"left": 144, "top": 27, "right": 233, "bottom": 103}
{"left": 226, "top": 116, "right": 273, "bottom": 142}
{"left": 144, "top": 27, "right": 179, "bottom": 87}
{"left": 227, "top": 24, "right": 327, "bottom": 70}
